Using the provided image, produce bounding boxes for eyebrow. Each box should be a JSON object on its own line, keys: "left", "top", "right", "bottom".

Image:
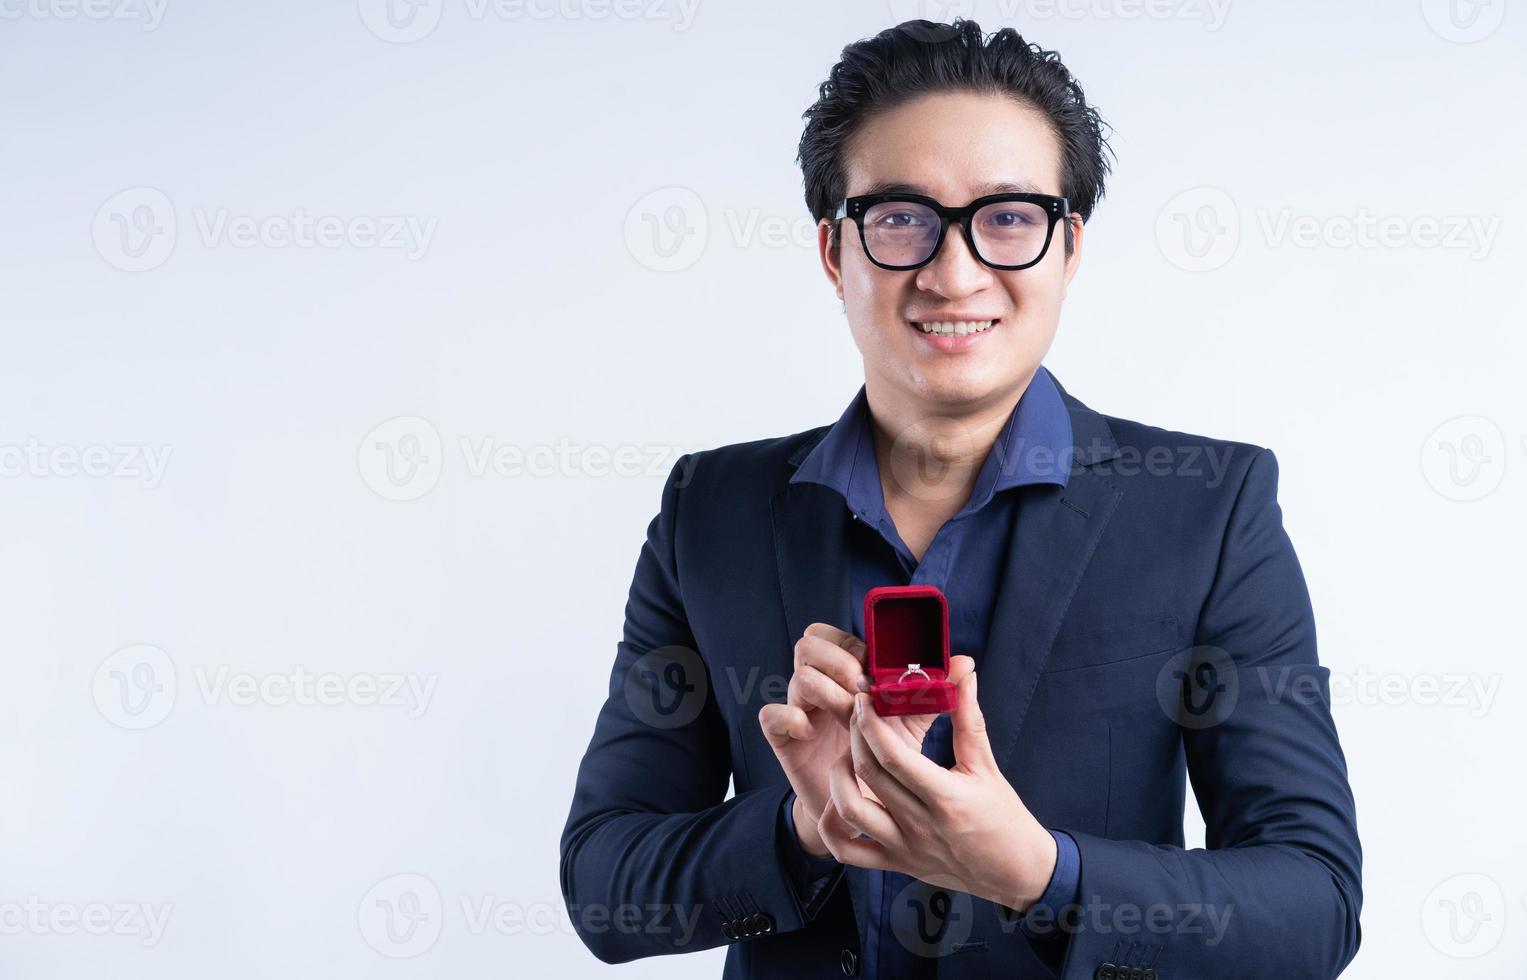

{"left": 857, "top": 179, "right": 1046, "bottom": 198}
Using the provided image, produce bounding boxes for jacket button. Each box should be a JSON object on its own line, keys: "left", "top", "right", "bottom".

{"left": 1095, "top": 965, "right": 1118, "bottom": 980}
{"left": 722, "top": 921, "right": 738, "bottom": 940}
{"left": 840, "top": 948, "right": 859, "bottom": 975}
{"left": 751, "top": 912, "right": 775, "bottom": 934}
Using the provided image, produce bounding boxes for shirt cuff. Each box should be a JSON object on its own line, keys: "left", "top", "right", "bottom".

{"left": 1001, "top": 829, "right": 1080, "bottom": 975}
{"left": 777, "top": 790, "right": 844, "bottom": 919}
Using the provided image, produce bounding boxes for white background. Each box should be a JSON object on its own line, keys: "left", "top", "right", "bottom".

{"left": 1, "top": 0, "right": 1523, "bottom": 976}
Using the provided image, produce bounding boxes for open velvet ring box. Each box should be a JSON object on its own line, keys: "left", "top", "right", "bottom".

{"left": 864, "top": 584, "right": 958, "bottom": 716}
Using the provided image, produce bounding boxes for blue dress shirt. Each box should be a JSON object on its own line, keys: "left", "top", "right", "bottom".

{"left": 777, "top": 366, "right": 1082, "bottom": 977}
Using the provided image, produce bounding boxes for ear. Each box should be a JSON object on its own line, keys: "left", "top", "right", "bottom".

{"left": 818, "top": 218, "right": 845, "bottom": 301}
{"left": 1061, "top": 214, "right": 1084, "bottom": 297}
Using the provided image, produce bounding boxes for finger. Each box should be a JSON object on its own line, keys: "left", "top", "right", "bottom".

{"left": 802, "top": 622, "right": 868, "bottom": 664}
{"left": 828, "top": 742, "right": 905, "bottom": 849}
{"left": 892, "top": 654, "right": 976, "bottom": 747}
{"left": 795, "top": 628, "right": 869, "bottom": 693}
{"left": 849, "top": 705, "right": 932, "bottom": 823}
{"left": 788, "top": 664, "right": 855, "bottom": 725}
{"left": 950, "top": 668, "right": 997, "bottom": 772}
{"left": 758, "top": 702, "right": 815, "bottom": 748}
{"left": 817, "top": 797, "right": 892, "bottom": 871}
{"left": 855, "top": 693, "right": 959, "bottom": 805}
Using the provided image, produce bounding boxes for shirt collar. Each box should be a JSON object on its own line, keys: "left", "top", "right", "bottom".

{"left": 790, "top": 366, "right": 1073, "bottom": 520}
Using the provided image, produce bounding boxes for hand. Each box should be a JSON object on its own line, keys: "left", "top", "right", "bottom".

{"left": 758, "top": 623, "right": 868, "bottom": 859}
{"left": 817, "top": 656, "right": 1059, "bottom": 912}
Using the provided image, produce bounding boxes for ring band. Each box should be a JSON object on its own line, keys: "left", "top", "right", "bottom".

{"left": 898, "top": 663, "right": 931, "bottom": 684}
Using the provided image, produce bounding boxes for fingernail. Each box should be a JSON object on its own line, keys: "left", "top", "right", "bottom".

{"left": 854, "top": 695, "right": 864, "bottom": 719}
{"left": 856, "top": 674, "right": 870, "bottom": 692}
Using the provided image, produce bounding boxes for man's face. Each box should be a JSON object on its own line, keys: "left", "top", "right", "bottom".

{"left": 820, "top": 90, "right": 1083, "bottom": 411}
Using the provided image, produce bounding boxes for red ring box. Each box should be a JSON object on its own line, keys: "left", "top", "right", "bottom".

{"left": 864, "top": 584, "right": 958, "bottom": 716}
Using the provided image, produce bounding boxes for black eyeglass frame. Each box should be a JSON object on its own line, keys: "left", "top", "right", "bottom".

{"left": 832, "top": 192, "right": 1072, "bottom": 271}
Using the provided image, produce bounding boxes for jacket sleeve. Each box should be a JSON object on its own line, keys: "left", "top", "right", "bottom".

{"left": 558, "top": 453, "right": 824, "bottom": 963}
{"left": 1054, "top": 448, "right": 1363, "bottom": 980}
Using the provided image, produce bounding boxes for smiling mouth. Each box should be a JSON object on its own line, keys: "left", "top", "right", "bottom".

{"left": 906, "top": 317, "right": 1000, "bottom": 337}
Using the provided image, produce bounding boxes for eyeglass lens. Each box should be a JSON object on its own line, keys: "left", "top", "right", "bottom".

{"left": 860, "top": 199, "right": 1051, "bottom": 268}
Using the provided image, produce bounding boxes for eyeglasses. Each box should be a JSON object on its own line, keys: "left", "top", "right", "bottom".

{"left": 833, "top": 192, "right": 1070, "bottom": 271}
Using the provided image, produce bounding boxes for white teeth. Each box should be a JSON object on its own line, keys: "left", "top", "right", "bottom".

{"left": 914, "top": 319, "right": 995, "bottom": 336}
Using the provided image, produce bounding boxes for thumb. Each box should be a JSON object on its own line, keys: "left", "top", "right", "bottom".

{"left": 951, "top": 668, "right": 996, "bottom": 772}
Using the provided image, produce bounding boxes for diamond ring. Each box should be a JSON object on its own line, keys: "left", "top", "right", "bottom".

{"left": 897, "top": 663, "right": 931, "bottom": 683}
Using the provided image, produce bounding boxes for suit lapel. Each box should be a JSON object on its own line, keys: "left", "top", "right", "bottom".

{"left": 976, "top": 465, "right": 1122, "bottom": 776}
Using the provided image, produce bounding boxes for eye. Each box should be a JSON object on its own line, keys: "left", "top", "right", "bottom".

{"left": 984, "top": 209, "right": 1036, "bottom": 228}
{"left": 874, "top": 210, "right": 930, "bottom": 229}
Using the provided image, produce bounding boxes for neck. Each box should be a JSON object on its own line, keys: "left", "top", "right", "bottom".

{"left": 864, "top": 369, "right": 1037, "bottom": 511}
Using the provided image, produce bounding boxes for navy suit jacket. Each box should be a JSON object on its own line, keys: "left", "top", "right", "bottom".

{"left": 560, "top": 375, "right": 1362, "bottom": 979}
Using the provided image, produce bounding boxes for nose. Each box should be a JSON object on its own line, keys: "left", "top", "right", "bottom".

{"left": 915, "top": 221, "right": 993, "bottom": 298}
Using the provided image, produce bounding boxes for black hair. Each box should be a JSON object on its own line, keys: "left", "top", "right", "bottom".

{"left": 798, "top": 18, "right": 1114, "bottom": 260}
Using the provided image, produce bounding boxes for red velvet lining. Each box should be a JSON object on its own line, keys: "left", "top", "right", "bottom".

{"left": 864, "top": 585, "right": 956, "bottom": 717}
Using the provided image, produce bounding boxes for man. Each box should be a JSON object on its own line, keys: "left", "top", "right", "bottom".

{"left": 560, "top": 18, "right": 1361, "bottom": 979}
